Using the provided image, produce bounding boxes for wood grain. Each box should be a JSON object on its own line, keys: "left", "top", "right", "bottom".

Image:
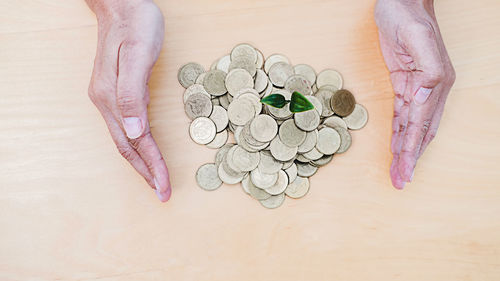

{"left": 1, "top": 0, "right": 499, "bottom": 280}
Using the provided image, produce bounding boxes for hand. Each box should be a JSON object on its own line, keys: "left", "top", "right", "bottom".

{"left": 375, "top": 0, "right": 456, "bottom": 189}
{"left": 86, "top": 0, "right": 171, "bottom": 201}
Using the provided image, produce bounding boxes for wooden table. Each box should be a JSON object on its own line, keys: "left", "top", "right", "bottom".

{"left": 1, "top": 0, "right": 499, "bottom": 280}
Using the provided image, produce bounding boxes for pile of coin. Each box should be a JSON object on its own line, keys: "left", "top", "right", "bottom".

{"left": 178, "top": 43, "right": 368, "bottom": 209}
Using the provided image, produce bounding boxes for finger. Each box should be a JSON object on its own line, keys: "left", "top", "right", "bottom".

{"left": 99, "top": 109, "right": 155, "bottom": 189}
{"left": 116, "top": 41, "right": 155, "bottom": 139}
{"left": 390, "top": 158, "right": 406, "bottom": 189}
{"left": 128, "top": 125, "right": 171, "bottom": 199}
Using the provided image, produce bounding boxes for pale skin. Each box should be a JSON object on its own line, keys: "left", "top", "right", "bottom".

{"left": 85, "top": 0, "right": 455, "bottom": 201}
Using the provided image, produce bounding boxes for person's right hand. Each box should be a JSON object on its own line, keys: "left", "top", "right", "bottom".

{"left": 375, "top": 0, "right": 456, "bottom": 189}
{"left": 86, "top": 0, "right": 171, "bottom": 202}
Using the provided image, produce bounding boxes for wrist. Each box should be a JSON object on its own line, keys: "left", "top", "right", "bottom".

{"left": 86, "top": 0, "right": 152, "bottom": 21}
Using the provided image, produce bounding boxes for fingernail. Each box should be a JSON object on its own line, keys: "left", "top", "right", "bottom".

{"left": 414, "top": 87, "right": 432, "bottom": 105}
{"left": 123, "top": 117, "right": 143, "bottom": 139}
{"left": 155, "top": 189, "right": 171, "bottom": 202}
{"left": 154, "top": 177, "right": 163, "bottom": 192}
{"left": 410, "top": 170, "right": 415, "bottom": 182}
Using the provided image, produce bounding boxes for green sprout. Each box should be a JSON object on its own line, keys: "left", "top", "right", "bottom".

{"left": 260, "top": 91, "right": 314, "bottom": 113}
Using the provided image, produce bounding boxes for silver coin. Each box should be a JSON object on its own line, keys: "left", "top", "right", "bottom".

{"left": 250, "top": 168, "right": 278, "bottom": 189}
{"left": 216, "top": 54, "right": 231, "bottom": 73}
{"left": 306, "top": 95, "right": 323, "bottom": 116}
{"left": 211, "top": 98, "right": 220, "bottom": 106}
{"left": 285, "top": 176, "right": 310, "bottom": 199}
{"left": 302, "top": 147, "right": 324, "bottom": 161}
{"left": 232, "top": 145, "right": 260, "bottom": 172}
{"left": 343, "top": 104, "right": 368, "bottom": 130}
{"left": 294, "top": 109, "right": 320, "bottom": 131}
{"left": 334, "top": 127, "right": 352, "bottom": 154}
{"left": 313, "top": 86, "right": 336, "bottom": 117}
{"left": 323, "top": 116, "right": 348, "bottom": 130}
{"left": 258, "top": 150, "right": 283, "bottom": 174}
{"left": 195, "top": 72, "right": 206, "bottom": 85}
{"left": 189, "top": 117, "right": 216, "bottom": 145}
{"left": 264, "top": 54, "right": 290, "bottom": 73}
{"left": 311, "top": 154, "right": 333, "bottom": 167}
{"left": 297, "top": 129, "right": 318, "bottom": 153}
{"left": 218, "top": 161, "right": 245, "bottom": 184}
{"left": 206, "top": 129, "right": 228, "bottom": 149}
{"left": 225, "top": 69, "right": 254, "bottom": 96}
{"left": 215, "top": 143, "right": 234, "bottom": 167}
{"left": 183, "top": 84, "right": 210, "bottom": 104}
{"left": 281, "top": 158, "right": 295, "bottom": 170}
{"left": 284, "top": 74, "right": 312, "bottom": 96}
{"left": 259, "top": 192, "right": 285, "bottom": 209}
{"left": 196, "top": 163, "right": 222, "bottom": 191}
{"left": 178, "top": 62, "right": 205, "bottom": 88}
{"left": 219, "top": 93, "right": 230, "bottom": 109}
{"left": 235, "top": 92, "right": 262, "bottom": 116}
{"left": 284, "top": 163, "right": 298, "bottom": 183}
{"left": 250, "top": 114, "right": 278, "bottom": 143}
{"left": 231, "top": 43, "right": 258, "bottom": 63}
{"left": 209, "top": 105, "right": 229, "bottom": 132}
{"left": 267, "top": 89, "right": 292, "bottom": 120}
{"left": 296, "top": 162, "right": 318, "bottom": 177}
{"left": 255, "top": 48, "right": 264, "bottom": 69}
{"left": 184, "top": 93, "right": 213, "bottom": 120}
{"left": 245, "top": 175, "right": 272, "bottom": 200}
{"left": 269, "top": 62, "right": 295, "bottom": 88}
{"left": 227, "top": 98, "right": 256, "bottom": 126}
{"left": 228, "top": 57, "right": 257, "bottom": 77}
{"left": 241, "top": 174, "right": 251, "bottom": 194}
{"left": 293, "top": 64, "right": 316, "bottom": 86}
{"left": 316, "top": 69, "right": 343, "bottom": 89}
{"left": 262, "top": 78, "right": 273, "bottom": 98}
{"left": 203, "top": 70, "right": 227, "bottom": 97}
{"left": 296, "top": 154, "right": 310, "bottom": 163}
{"left": 316, "top": 127, "right": 341, "bottom": 155}
{"left": 265, "top": 170, "right": 289, "bottom": 195}
{"left": 278, "top": 119, "right": 307, "bottom": 147}
{"left": 269, "top": 136, "right": 297, "bottom": 162}
{"left": 254, "top": 69, "right": 268, "bottom": 93}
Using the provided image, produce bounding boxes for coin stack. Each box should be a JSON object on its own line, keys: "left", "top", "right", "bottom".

{"left": 178, "top": 43, "right": 368, "bottom": 209}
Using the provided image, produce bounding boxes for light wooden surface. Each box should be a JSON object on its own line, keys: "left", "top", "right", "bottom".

{"left": 1, "top": 0, "right": 500, "bottom": 280}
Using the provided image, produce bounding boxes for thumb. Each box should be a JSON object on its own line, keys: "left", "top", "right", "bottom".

{"left": 403, "top": 23, "right": 445, "bottom": 104}
{"left": 117, "top": 42, "right": 154, "bottom": 139}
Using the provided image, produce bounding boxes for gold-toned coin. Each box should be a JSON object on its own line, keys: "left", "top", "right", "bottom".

{"left": 322, "top": 116, "right": 348, "bottom": 130}
{"left": 216, "top": 54, "right": 231, "bottom": 73}
{"left": 279, "top": 119, "right": 306, "bottom": 147}
{"left": 178, "top": 62, "right": 205, "bottom": 88}
{"left": 330, "top": 89, "right": 356, "bottom": 117}
{"left": 232, "top": 145, "right": 260, "bottom": 172}
{"left": 293, "top": 64, "right": 316, "bottom": 86}
{"left": 285, "top": 176, "right": 310, "bottom": 199}
{"left": 294, "top": 109, "right": 320, "bottom": 132}
{"left": 257, "top": 150, "right": 283, "bottom": 174}
{"left": 196, "top": 163, "right": 222, "bottom": 191}
{"left": 209, "top": 105, "right": 228, "bottom": 133}
{"left": 264, "top": 170, "right": 288, "bottom": 195}
{"left": 296, "top": 162, "right": 318, "bottom": 177}
{"left": 225, "top": 69, "right": 254, "bottom": 96}
{"left": 269, "top": 62, "right": 294, "bottom": 88}
{"left": 250, "top": 168, "right": 279, "bottom": 189}
{"left": 254, "top": 69, "right": 268, "bottom": 93}
{"left": 284, "top": 74, "right": 312, "bottom": 96}
{"left": 189, "top": 117, "right": 217, "bottom": 145}
{"left": 313, "top": 86, "right": 336, "bottom": 117}
{"left": 343, "top": 104, "right": 368, "bottom": 130}
{"left": 297, "top": 129, "right": 318, "bottom": 154}
{"left": 227, "top": 98, "right": 256, "bottom": 126}
{"left": 203, "top": 70, "right": 227, "bottom": 97}
{"left": 334, "top": 127, "right": 351, "bottom": 154}
{"left": 206, "top": 129, "right": 228, "bottom": 149}
{"left": 259, "top": 192, "right": 285, "bottom": 209}
{"left": 316, "top": 127, "right": 341, "bottom": 155}
{"left": 228, "top": 57, "right": 257, "bottom": 77}
{"left": 264, "top": 54, "right": 290, "bottom": 73}
{"left": 316, "top": 69, "right": 343, "bottom": 89}
{"left": 270, "top": 136, "right": 298, "bottom": 162}
{"left": 231, "top": 43, "right": 258, "bottom": 63}
{"left": 284, "top": 163, "right": 298, "bottom": 183}
{"left": 250, "top": 114, "right": 278, "bottom": 143}
{"left": 184, "top": 93, "right": 213, "bottom": 120}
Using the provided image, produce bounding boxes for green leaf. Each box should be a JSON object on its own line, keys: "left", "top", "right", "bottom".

{"left": 261, "top": 94, "right": 287, "bottom": 108}
{"left": 289, "top": 91, "right": 315, "bottom": 113}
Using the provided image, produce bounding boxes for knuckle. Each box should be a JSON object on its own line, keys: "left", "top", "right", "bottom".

{"left": 116, "top": 91, "right": 139, "bottom": 110}
{"left": 408, "top": 21, "right": 435, "bottom": 38}
{"left": 117, "top": 144, "right": 136, "bottom": 161}
{"left": 421, "top": 119, "right": 432, "bottom": 134}
{"left": 88, "top": 82, "right": 111, "bottom": 105}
